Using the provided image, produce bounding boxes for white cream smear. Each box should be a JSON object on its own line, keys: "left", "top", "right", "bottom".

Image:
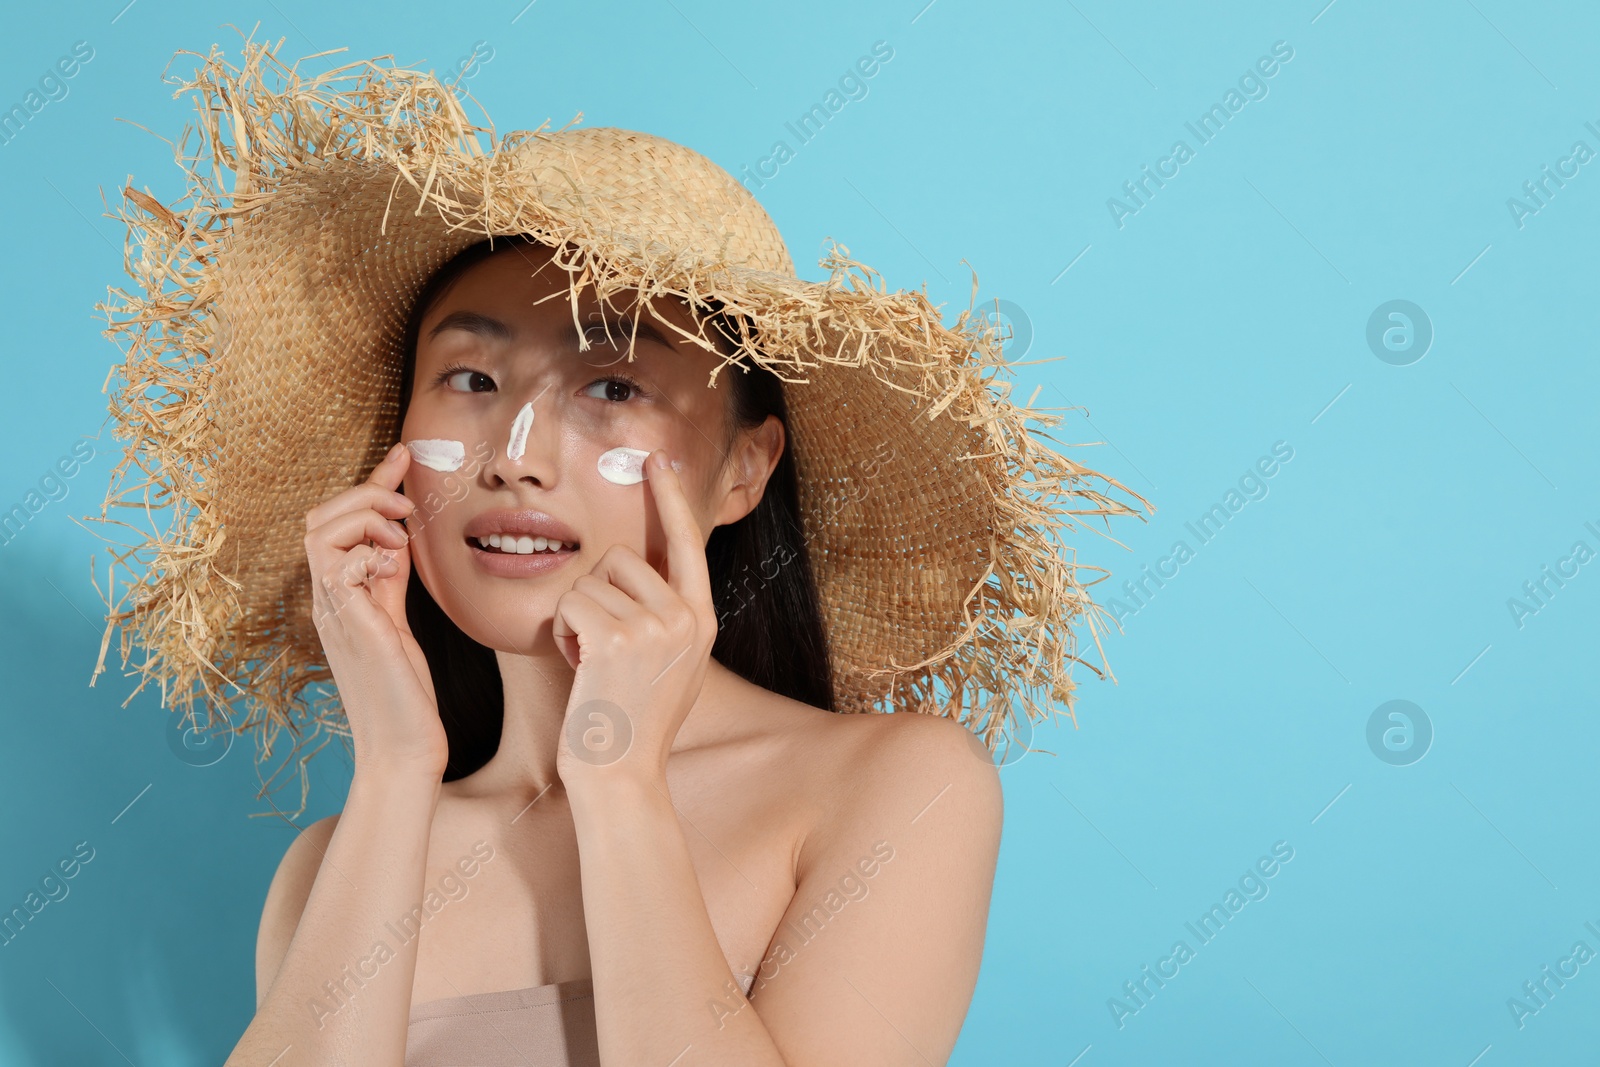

{"left": 597, "top": 447, "right": 651, "bottom": 485}
{"left": 406, "top": 439, "right": 465, "bottom": 472}
{"left": 597, "top": 447, "right": 684, "bottom": 485}
{"left": 506, "top": 402, "right": 534, "bottom": 461}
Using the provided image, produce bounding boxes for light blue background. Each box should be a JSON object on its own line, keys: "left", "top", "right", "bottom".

{"left": 1, "top": 1, "right": 1596, "bottom": 1063}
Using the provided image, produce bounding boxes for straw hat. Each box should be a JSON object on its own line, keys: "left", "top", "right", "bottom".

{"left": 85, "top": 33, "right": 1150, "bottom": 812}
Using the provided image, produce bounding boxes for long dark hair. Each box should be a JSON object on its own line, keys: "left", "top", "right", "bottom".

{"left": 394, "top": 235, "right": 835, "bottom": 780}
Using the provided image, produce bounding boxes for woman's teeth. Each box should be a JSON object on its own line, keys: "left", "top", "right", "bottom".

{"left": 474, "top": 534, "right": 576, "bottom": 554}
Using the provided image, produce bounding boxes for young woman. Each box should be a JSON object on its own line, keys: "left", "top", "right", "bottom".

{"left": 92, "top": 39, "right": 1142, "bottom": 1067}
{"left": 226, "top": 235, "right": 1004, "bottom": 1066}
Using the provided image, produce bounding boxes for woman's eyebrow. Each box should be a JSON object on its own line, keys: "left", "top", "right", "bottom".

{"left": 426, "top": 308, "right": 679, "bottom": 353}
{"left": 567, "top": 314, "right": 677, "bottom": 353}
{"left": 428, "top": 309, "right": 513, "bottom": 343}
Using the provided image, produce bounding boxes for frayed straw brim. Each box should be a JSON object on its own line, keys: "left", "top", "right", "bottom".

{"left": 83, "top": 28, "right": 1152, "bottom": 817}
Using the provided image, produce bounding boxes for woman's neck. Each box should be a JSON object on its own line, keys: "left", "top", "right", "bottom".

{"left": 454, "top": 649, "right": 742, "bottom": 802}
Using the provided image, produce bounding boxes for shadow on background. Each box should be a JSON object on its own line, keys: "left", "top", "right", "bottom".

{"left": 0, "top": 540, "right": 349, "bottom": 1064}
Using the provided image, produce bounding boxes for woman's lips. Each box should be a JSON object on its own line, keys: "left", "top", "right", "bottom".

{"left": 465, "top": 536, "right": 578, "bottom": 577}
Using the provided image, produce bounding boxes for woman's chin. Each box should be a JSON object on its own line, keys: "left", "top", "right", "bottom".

{"left": 417, "top": 561, "right": 572, "bottom": 654}
{"left": 450, "top": 608, "right": 562, "bottom": 656}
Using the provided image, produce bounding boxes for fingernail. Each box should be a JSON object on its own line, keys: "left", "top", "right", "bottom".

{"left": 653, "top": 451, "right": 671, "bottom": 470}
{"left": 389, "top": 442, "right": 405, "bottom": 459}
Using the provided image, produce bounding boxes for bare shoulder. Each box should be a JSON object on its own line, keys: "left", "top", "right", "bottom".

{"left": 789, "top": 705, "right": 1005, "bottom": 880}
{"left": 253, "top": 812, "right": 342, "bottom": 1009}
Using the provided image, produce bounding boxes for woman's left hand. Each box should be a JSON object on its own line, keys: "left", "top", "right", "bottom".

{"left": 551, "top": 449, "right": 719, "bottom": 791}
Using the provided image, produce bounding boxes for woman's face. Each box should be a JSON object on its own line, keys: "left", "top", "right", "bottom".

{"left": 398, "top": 241, "right": 776, "bottom": 655}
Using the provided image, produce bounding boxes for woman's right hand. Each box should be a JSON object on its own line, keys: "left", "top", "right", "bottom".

{"left": 305, "top": 441, "right": 449, "bottom": 779}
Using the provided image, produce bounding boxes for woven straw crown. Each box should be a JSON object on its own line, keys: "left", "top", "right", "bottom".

{"left": 87, "top": 35, "right": 1150, "bottom": 815}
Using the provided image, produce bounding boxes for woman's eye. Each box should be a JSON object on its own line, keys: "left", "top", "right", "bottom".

{"left": 443, "top": 368, "right": 495, "bottom": 393}
{"left": 581, "top": 378, "right": 639, "bottom": 403}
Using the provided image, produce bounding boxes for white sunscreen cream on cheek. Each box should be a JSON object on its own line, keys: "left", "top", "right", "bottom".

{"left": 597, "top": 447, "right": 651, "bottom": 485}
{"left": 597, "top": 447, "right": 684, "bottom": 485}
{"left": 507, "top": 402, "right": 534, "bottom": 461}
{"left": 406, "top": 439, "right": 466, "bottom": 472}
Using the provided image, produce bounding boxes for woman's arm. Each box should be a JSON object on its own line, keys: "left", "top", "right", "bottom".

{"left": 568, "top": 772, "right": 791, "bottom": 1066}
{"left": 226, "top": 442, "right": 451, "bottom": 1063}
{"left": 554, "top": 452, "right": 792, "bottom": 1062}
{"left": 567, "top": 712, "right": 1002, "bottom": 1067}
{"left": 224, "top": 768, "right": 442, "bottom": 1067}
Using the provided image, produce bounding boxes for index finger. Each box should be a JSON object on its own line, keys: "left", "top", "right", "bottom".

{"left": 644, "top": 449, "right": 710, "bottom": 601}
{"left": 307, "top": 445, "right": 414, "bottom": 530}
{"left": 368, "top": 441, "right": 411, "bottom": 488}
{"left": 366, "top": 441, "right": 417, "bottom": 513}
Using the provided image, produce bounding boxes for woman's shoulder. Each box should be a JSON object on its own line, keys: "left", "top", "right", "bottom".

{"left": 752, "top": 685, "right": 997, "bottom": 782}
{"left": 727, "top": 669, "right": 990, "bottom": 758}
{"left": 735, "top": 689, "right": 1002, "bottom": 876}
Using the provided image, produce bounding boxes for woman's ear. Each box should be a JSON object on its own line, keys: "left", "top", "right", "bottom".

{"left": 712, "top": 415, "right": 785, "bottom": 528}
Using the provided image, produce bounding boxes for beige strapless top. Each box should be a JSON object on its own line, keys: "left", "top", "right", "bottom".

{"left": 406, "top": 971, "right": 757, "bottom": 1066}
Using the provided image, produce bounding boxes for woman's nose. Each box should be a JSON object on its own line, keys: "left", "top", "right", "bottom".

{"left": 488, "top": 387, "right": 553, "bottom": 485}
